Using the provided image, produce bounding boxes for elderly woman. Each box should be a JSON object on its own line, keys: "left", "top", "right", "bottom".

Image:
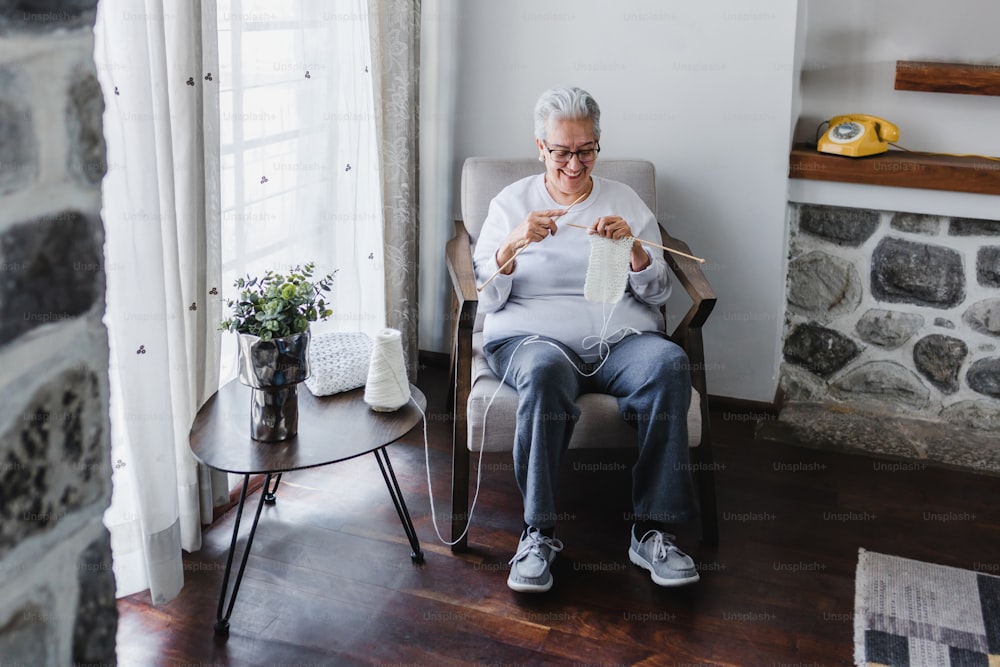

{"left": 473, "top": 86, "right": 700, "bottom": 593}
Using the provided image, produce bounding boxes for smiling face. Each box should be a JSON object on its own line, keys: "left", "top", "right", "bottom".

{"left": 537, "top": 117, "right": 598, "bottom": 205}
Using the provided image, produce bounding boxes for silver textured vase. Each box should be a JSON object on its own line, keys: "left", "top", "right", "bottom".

{"left": 237, "top": 331, "right": 311, "bottom": 442}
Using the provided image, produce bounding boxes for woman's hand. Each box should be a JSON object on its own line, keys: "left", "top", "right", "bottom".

{"left": 495, "top": 209, "right": 567, "bottom": 274}
{"left": 590, "top": 215, "right": 632, "bottom": 240}
{"left": 591, "top": 216, "right": 649, "bottom": 271}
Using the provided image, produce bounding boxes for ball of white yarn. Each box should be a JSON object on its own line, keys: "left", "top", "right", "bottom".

{"left": 363, "top": 328, "right": 411, "bottom": 411}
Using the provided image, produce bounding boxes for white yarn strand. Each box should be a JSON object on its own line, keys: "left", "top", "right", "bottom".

{"left": 584, "top": 235, "right": 632, "bottom": 304}
{"left": 363, "top": 328, "right": 411, "bottom": 411}
{"left": 419, "top": 335, "right": 532, "bottom": 547}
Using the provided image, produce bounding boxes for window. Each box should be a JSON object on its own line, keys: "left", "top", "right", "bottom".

{"left": 217, "top": 0, "right": 384, "bottom": 383}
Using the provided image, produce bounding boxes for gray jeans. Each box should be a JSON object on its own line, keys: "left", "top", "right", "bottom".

{"left": 484, "top": 332, "right": 696, "bottom": 530}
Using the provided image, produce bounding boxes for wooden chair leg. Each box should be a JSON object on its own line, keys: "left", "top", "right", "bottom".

{"left": 693, "top": 439, "right": 719, "bottom": 546}
{"left": 450, "top": 421, "right": 471, "bottom": 553}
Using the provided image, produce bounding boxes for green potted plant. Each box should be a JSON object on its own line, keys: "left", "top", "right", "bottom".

{"left": 221, "top": 262, "right": 336, "bottom": 441}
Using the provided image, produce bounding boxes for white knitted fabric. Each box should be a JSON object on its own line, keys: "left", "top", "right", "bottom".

{"left": 584, "top": 235, "right": 633, "bottom": 304}
{"left": 304, "top": 332, "right": 372, "bottom": 396}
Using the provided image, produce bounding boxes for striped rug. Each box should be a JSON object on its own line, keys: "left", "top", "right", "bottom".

{"left": 854, "top": 549, "right": 1000, "bottom": 666}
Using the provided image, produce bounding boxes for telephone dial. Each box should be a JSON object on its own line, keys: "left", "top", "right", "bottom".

{"left": 817, "top": 115, "right": 900, "bottom": 157}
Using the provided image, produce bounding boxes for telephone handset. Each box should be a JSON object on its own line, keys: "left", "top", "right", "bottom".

{"left": 817, "top": 115, "right": 900, "bottom": 157}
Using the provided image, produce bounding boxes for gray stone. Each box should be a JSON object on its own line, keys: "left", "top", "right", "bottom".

{"left": 0, "top": 210, "right": 104, "bottom": 346}
{"left": 934, "top": 318, "right": 956, "bottom": 329}
{"left": 758, "top": 401, "right": 1000, "bottom": 477}
{"left": 950, "top": 218, "right": 1000, "bottom": 236}
{"left": 761, "top": 401, "right": 922, "bottom": 461}
{"left": 913, "top": 334, "right": 967, "bottom": 394}
{"left": 0, "top": 66, "right": 38, "bottom": 196}
{"left": 830, "top": 360, "right": 930, "bottom": 410}
{"left": 0, "top": 1, "right": 98, "bottom": 32}
{"left": 783, "top": 322, "right": 861, "bottom": 378}
{"left": 0, "top": 603, "right": 50, "bottom": 666}
{"left": 978, "top": 246, "right": 1000, "bottom": 288}
{"left": 66, "top": 66, "right": 105, "bottom": 185}
{"left": 0, "top": 366, "right": 104, "bottom": 557}
{"left": 964, "top": 299, "right": 1000, "bottom": 337}
{"left": 871, "top": 237, "right": 964, "bottom": 308}
{"left": 891, "top": 212, "right": 941, "bottom": 234}
{"left": 797, "top": 204, "right": 880, "bottom": 246}
{"left": 941, "top": 400, "right": 1000, "bottom": 432}
{"left": 786, "top": 251, "right": 862, "bottom": 323}
{"left": 778, "top": 363, "right": 826, "bottom": 401}
{"left": 854, "top": 308, "right": 923, "bottom": 349}
{"left": 73, "top": 530, "right": 118, "bottom": 666}
{"left": 967, "top": 358, "right": 1000, "bottom": 398}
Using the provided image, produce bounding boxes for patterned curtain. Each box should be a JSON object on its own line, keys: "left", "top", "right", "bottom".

{"left": 368, "top": 0, "right": 421, "bottom": 377}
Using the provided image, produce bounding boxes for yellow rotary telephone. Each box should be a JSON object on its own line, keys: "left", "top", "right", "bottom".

{"left": 817, "top": 115, "right": 900, "bottom": 157}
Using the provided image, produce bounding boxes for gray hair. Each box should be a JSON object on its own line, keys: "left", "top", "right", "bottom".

{"left": 533, "top": 86, "right": 601, "bottom": 142}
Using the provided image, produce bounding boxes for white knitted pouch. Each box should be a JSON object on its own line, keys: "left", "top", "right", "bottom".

{"left": 304, "top": 332, "right": 373, "bottom": 396}
{"left": 584, "top": 235, "right": 633, "bottom": 304}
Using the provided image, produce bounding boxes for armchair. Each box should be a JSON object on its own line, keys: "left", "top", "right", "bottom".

{"left": 445, "top": 157, "right": 718, "bottom": 552}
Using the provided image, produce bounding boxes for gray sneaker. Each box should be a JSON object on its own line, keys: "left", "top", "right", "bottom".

{"left": 507, "top": 528, "right": 564, "bottom": 593}
{"left": 629, "top": 527, "right": 700, "bottom": 587}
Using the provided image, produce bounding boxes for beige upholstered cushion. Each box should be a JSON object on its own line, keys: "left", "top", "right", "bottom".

{"left": 461, "top": 157, "right": 700, "bottom": 453}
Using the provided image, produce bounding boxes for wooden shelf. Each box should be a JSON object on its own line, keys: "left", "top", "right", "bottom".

{"left": 788, "top": 143, "right": 1000, "bottom": 196}
{"left": 895, "top": 60, "right": 1000, "bottom": 96}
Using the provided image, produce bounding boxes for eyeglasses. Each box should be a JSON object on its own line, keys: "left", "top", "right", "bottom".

{"left": 542, "top": 142, "right": 600, "bottom": 164}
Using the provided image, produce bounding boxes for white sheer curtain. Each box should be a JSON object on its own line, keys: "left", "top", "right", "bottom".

{"left": 97, "top": 0, "right": 386, "bottom": 604}
{"left": 95, "top": 0, "right": 229, "bottom": 602}
{"left": 217, "top": 0, "right": 385, "bottom": 387}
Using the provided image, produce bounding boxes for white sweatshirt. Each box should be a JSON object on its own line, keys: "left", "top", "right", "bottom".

{"left": 473, "top": 174, "right": 673, "bottom": 362}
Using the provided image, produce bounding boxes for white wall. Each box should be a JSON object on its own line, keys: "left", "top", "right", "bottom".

{"left": 418, "top": 0, "right": 460, "bottom": 365}
{"left": 444, "top": 0, "right": 801, "bottom": 402}
{"left": 790, "top": 0, "right": 1000, "bottom": 219}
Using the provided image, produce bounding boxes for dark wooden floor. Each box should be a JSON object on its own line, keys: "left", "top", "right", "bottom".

{"left": 116, "top": 362, "right": 1000, "bottom": 666}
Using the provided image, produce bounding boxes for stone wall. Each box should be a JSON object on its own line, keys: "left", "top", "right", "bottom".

{"left": 0, "top": 2, "right": 117, "bottom": 666}
{"left": 778, "top": 203, "right": 1000, "bottom": 467}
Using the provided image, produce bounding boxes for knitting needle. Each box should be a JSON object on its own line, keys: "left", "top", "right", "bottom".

{"left": 563, "top": 223, "right": 706, "bottom": 263}
{"left": 476, "top": 190, "right": 591, "bottom": 291}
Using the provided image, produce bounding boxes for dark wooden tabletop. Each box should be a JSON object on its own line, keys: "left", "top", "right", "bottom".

{"left": 189, "top": 380, "right": 427, "bottom": 475}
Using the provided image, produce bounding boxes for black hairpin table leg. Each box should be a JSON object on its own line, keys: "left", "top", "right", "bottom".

{"left": 263, "top": 473, "right": 282, "bottom": 505}
{"left": 214, "top": 473, "right": 272, "bottom": 636}
{"left": 373, "top": 447, "right": 423, "bottom": 563}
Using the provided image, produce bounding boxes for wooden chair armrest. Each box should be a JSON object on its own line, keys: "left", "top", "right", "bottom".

{"left": 445, "top": 220, "right": 478, "bottom": 402}
{"left": 446, "top": 220, "right": 480, "bottom": 311}
{"left": 659, "top": 228, "right": 716, "bottom": 346}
